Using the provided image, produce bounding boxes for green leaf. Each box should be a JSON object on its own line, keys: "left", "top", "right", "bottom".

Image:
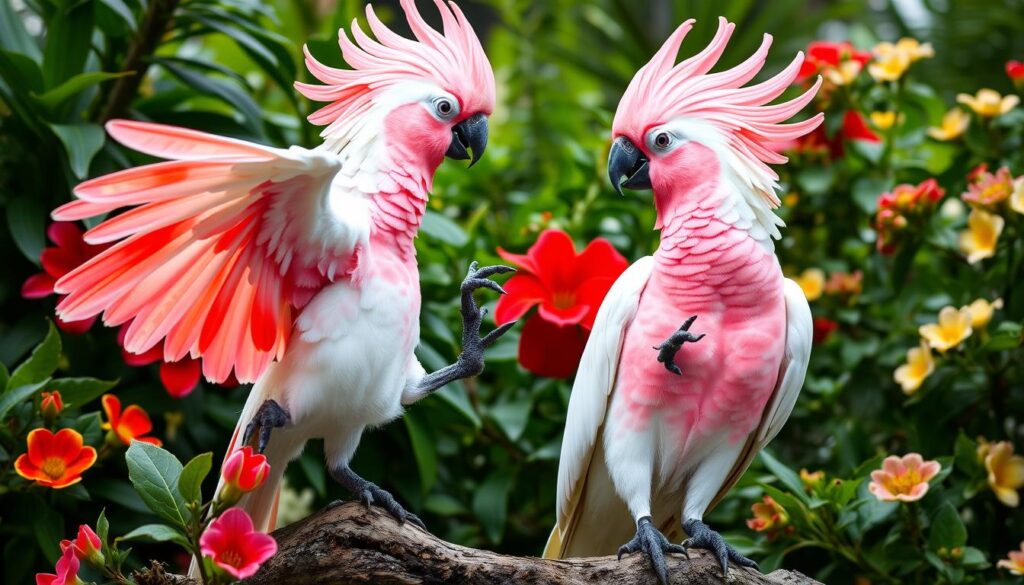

{"left": 953, "top": 432, "right": 983, "bottom": 477}
{"left": 424, "top": 493, "right": 467, "bottom": 516}
{"left": 42, "top": 1, "right": 95, "bottom": 87}
{"left": 96, "top": 509, "right": 110, "bottom": 546}
{"left": 48, "top": 123, "right": 105, "bottom": 178}
{"left": 404, "top": 410, "right": 438, "bottom": 492}
{"left": 5, "top": 194, "right": 46, "bottom": 265}
{"left": 125, "top": 442, "right": 189, "bottom": 528}
{"left": 488, "top": 396, "right": 532, "bottom": 441}
{"left": 119, "top": 524, "right": 190, "bottom": 548}
{"left": 33, "top": 71, "right": 131, "bottom": 112}
{"left": 7, "top": 320, "right": 60, "bottom": 391}
{"left": 472, "top": 471, "right": 514, "bottom": 544}
{"left": 31, "top": 496, "right": 64, "bottom": 563}
{"left": 49, "top": 377, "right": 118, "bottom": 408}
{"left": 73, "top": 412, "right": 103, "bottom": 445}
{"left": 98, "top": 0, "right": 137, "bottom": 29}
{"left": 0, "top": 363, "right": 8, "bottom": 390}
{"left": 929, "top": 502, "right": 967, "bottom": 551}
{"left": 154, "top": 58, "right": 263, "bottom": 136}
{"left": 421, "top": 211, "right": 469, "bottom": 247}
{"left": 178, "top": 452, "right": 213, "bottom": 505}
{"left": 759, "top": 450, "right": 808, "bottom": 503}
{"left": 0, "top": 0, "right": 40, "bottom": 58}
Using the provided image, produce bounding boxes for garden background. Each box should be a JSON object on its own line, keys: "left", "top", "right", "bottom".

{"left": 2, "top": 0, "right": 1024, "bottom": 583}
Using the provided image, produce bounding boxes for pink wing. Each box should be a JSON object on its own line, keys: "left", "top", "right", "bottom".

{"left": 53, "top": 120, "right": 370, "bottom": 383}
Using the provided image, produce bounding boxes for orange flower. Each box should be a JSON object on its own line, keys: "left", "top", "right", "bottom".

{"left": 101, "top": 394, "right": 162, "bottom": 447}
{"left": 15, "top": 428, "right": 97, "bottom": 489}
{"left": 40, "top": 391, "right": 64, "bottom": 422}
{"left": 746, "top": 495, "right": 790, "bottom": 536}
{"left": 998, "top": 541, "right": 1024, "bottom": 575}
{"left": 868, "top": 453, "right": 941, "bottom": 502}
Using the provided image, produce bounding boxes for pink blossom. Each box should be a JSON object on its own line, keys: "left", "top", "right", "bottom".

{"left": 868, "top": 453, "right": 941, "bottom": 502}
{"left": 200, "top": 508, "right": 277, "bottom": 579}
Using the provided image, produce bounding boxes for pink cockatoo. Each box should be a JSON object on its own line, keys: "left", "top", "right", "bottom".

{"left": 50, "top": 0, "right": 511, "bottom": 536}
{"left": 544, "top": 18, "right": 822, "bottom": 581}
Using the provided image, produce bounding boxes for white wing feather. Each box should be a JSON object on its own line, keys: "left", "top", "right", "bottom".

{"left": 757, "top": 278, "right": 812, "bottom": 446}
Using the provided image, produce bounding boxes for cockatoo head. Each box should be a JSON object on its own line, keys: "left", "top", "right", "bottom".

{"left": 297, "top": 0, "right": 495, "bottom": 173}
{"left": 608, "top": 18, "right": 823, "bottom": 232}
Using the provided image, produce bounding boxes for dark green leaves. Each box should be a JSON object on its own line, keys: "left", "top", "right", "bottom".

{"left": 125, "top": 442, "right": 189, "bottom": 528}
{"left": 48, "top": 124, "right": 105, "bottom": 178}
{"left": 7, "top": 320, "right": 60, "bottom": 392}
{"left": 178, "top": 452, "right": 214, "bottom": 506}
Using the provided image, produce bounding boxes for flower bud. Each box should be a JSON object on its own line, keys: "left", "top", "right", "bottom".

{"left": 218, "top": 446, "right": 271, "bottom": 506}
{"left": 40, "top": 391, "right": 64, "bottom": 423}
{"left": 60, "top": 524, "right": 104, "bottom": 568}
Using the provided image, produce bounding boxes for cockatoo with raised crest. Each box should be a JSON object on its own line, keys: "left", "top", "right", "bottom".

{"left": 50, "top": 0, "right": 511, "bottom": 538}
{"left": 544, "top": 18, "right": 822, "bottom": 582}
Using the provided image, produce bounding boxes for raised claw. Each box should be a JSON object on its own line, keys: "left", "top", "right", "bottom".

{"left": 242, "top": 399, "right": 291, "bottom": 454}
{"left": 654, "top": 315, "right": 706, "bottom": 376}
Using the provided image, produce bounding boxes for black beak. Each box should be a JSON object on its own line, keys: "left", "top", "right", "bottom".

{"left": 607, "top": 136, "right": 651, "bottom": 194}
{"left": 445, "top": 113, "right": 489, "bottom": 167}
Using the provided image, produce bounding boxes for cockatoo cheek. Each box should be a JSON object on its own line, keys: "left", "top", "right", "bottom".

{"left": 382, "top": 103, "right": 452, "bottom": 173}
{"left": 651, "top": 140, "right": 720, "bottom": 194}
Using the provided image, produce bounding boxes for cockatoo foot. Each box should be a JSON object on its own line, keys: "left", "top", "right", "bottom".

{"left": 682, "top": 518, "right": 758, "bottom": 577}
{"left": 330, "top": 465, "right": 427, "bottom": 531}
{"left": 242, "top": 399, "right": 291, "bottom": 454}
{"left": 653, "top": 315, "right": 706, "bottom": 376}
{"left": 457, "top": 261, "right": 517, "bottom": 374}
{"left": 616, "top": 516, "right": 687, "bottom": 585}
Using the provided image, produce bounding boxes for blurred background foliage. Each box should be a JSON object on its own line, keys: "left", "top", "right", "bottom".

{"left": 2, "top": 0, "right": 1024, "bottom": 583}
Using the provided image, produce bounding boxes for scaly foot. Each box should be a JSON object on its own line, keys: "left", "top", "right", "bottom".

{"left": 653, "top": 315, "right": 706, "bottom": 375}
{"left": 455, "top": 261, "right": 517, "bottom": 376}
{"left": 330, "top": 465, "right": 426, "bottom": 530}
{"left": 242, "top": 399, "right": 291, "bottom": 454}
{"left": 617, "top": 516, "right": 687, "bottom": 585}
{"left": 682, "top": 518, "right": 758, "bottom": 577}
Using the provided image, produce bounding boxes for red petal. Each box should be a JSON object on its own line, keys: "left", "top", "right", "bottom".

{"left": 47, "top": 222, "right": 84, "bottom": 250}
{"left": 160, "top": 358, "right": 201, "bottom": 398}
{"left": 101, "top": 394, "right": 121, "bottom": 427}
{"left": 572, "top": 238, "right": 628, "bottom": 284}
{"left": 517, "top": 314, "right": 588, "bottom": 378}
{"left": 842, "top": 110, "right": 880, "bottom": 143}
{"left": 40, "top": 247, "right": 81, "bottom": 279}
{"left": 574, "top": 276, "right": 619, "bottom": 330}
{"left": 22, "top": 273, "right": 56, "bottom": 299}
{"left": 119, "top": 405, "right": 154, "bottom": 437}
{"left": 527, "top": 230, "right": 578, "bottom": 291}
{"left": 537, "top": 302, "right": 589, "bottom": 327}
{"left": 57, "top": 314, "right": 97, "bottom": 335}
{"left": 495, "top": 247, "right": 539, "bottom": 275}
{"left": 494, "top": 274, "right": 546, "bottom": 325}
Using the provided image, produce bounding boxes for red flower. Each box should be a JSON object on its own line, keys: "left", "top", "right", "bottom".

{"left": 812, "top": 317, "right": 839, "bottom": 345}
{"left": 200, "top": 508, "right": 277, "bottom": 580}
{"left": 219, "top": 446, "right": 271, "bottom": 505}
{"left": 495, "top": 230, "right": 628, "bottom": 378}
{"left": 101, "top": 394, "right": 162, "bottom": 447}
{"left": 874, "top": 179, "right": 945, "bottom": 254}
{"left": 798, "top": 41, "right": 871, "bottom": 80}
{"left": 36, "top": 545, "right": 81, "bottom": 585}
{"left": 842, "top": 110, "right": 880, "bottom": 143}
{"left": 1007, "top": 60, "right": 1024, "bottom": 81}
{"left": 60, "top": 525, "right": 104, "bottom": 568}
{"left": 15, "top": 428, "right": 97, "bottom": 489}
{"left": 21, "top": 222, "right": 108, "bottom": 334}
{"left": 117, "top": 325, "right": 202, "bottom": 398}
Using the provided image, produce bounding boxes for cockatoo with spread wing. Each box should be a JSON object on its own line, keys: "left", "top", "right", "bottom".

{"left": 51, "top": 0, "right": 510, "bottom": 537}
{"left": 544, "top": 18, "right": 822, "bottom": 581}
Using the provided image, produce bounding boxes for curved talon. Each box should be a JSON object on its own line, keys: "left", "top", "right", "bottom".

{"left": 682, "top": 518, "right": 758, "bottom": 577}
{"left": 242, "top": 399, "right": 291, "bottom": 453}
{"left": 617, "top": 516, "right": 685, "bottom": 585}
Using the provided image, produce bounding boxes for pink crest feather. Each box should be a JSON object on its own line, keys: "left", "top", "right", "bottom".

{"left": 296, "top": 0, "right": 495, "bottom": 135}
{"left": 612, "top": 17, "right": 824, "bottom": 207}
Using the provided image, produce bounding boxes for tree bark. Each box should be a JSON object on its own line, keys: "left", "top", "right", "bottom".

{"left": 238, "top": 502, "right": 822, "bottom": 585}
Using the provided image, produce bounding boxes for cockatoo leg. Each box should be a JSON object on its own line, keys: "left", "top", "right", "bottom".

{"left": 329, "top": 465, "right": 426, "bottom": 530}
{"left": 653, "top": 315, "right": 706, "bottom": 375}
{"left": 682, "top": 518, "right": 758, "bottom": 576}
{"left": 242, "top": 399, "right": 291, "bottom": 454}
{"left": 411, "top": 261, "right": 517, "bottom": 397}
{"left": 616, "top": 516, "right": 687, "bottom": 585}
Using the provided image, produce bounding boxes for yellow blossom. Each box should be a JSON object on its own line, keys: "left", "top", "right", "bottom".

{"left": 870, "top": 111, "right": 899, "bottom": 130}
{"left": 964, "top": 298, "right": 1003, "bottom": 329}
{"left": 958, "top": 208, "right": 1004, "bottom": 264}
{"left": 894, "top": 341, "right": 934, "bottom": 394}
{"left": 984, "top": 441, "right": 1024, "bottom": 507}
{"left": 957, "top": 89, "right": 1020, "bottom": 118}
{"left": 927, "top": 109, "right": 969, "bottom": 141}
{"left": 919, "top": 306, "right": 972, "bottom": 352}
{"left": 783, "top": 192, "right": 799, "bottom": 208}
{"left": 892, "top": 38, "right": 934, "bottom": 61}
{"left": 868, "top": 53, "right": 910, "bottom": 82}
{"left": 800, "top": 469, "right": 825, "bottom": 491}
{"left": 824, "top": 60, "right": 863, "bottom": 86}
{"left": 793, "top": 268, "right": 825, "bottom": 301}
{"left": 998, "top": 542, "right": 1024, "bottom": 575}
{"left": 1011, "top": 177, "right": 1024, "bottom": 215}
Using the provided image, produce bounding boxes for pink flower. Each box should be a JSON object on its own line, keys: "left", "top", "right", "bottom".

{"left": 962, "top": 165, "right": 1014, "bottom": 209}
{"left": 998, "top": 541, "right": 1024, "bottom": 575}
{"left": 36, "top": 545, "right": 81, "bottom": 585}
{"left": 200, "top": 508, "right": 277, "bottom": 579}
{"left": 868, "top": 453, "right": 941, "bottom": 502}
{"left": 60, "top": 524, "right": 104, "bottom": 567}
{"left": 218, "top": 447, "right": 271, "bottom": 505}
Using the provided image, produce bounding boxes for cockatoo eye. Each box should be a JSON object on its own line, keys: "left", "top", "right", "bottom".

{"left": 654, "top": 132, "right": 671, "bottom": 149}
{"left": 433, "top": 97, "right": 457, "bottom": 120}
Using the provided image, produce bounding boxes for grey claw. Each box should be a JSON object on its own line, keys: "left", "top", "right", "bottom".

{"left": 617, "top": 517, "right": 681, "bottom": 585}
{"left": 682, "top": 519, "right": 758, "bottom": 576}
{"left": 482, "top": 321, "right": 516, "bottom": 347}
{"left": 243, "top": 399, "right": 290, "bottom": 454}
{"left": 471, "top": 264, "right": 516, "bottom": 279}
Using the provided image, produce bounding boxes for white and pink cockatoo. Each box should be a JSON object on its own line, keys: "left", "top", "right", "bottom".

{"left": 50, "top": 0, "right": 512, "bottom": 535}
{"left": 544, "top": 18, "right": 823, "bottom": 581}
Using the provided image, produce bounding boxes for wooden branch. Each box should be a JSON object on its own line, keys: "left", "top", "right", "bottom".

{"left": 234, "top": 502, "right": 821, "bottom": 585}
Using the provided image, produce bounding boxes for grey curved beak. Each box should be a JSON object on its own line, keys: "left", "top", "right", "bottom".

{"left": 445, "top": 113, "right": 489, "bottom": 167}
{"left": 607, "top": 136, "right": 651, "bottom": 194}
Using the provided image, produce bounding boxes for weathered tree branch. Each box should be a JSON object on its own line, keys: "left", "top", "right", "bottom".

{"left": 229, "top": 502, "right": 822, "bottom": 585}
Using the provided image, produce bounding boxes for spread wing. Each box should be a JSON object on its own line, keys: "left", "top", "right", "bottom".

{"left": 547, "top": 257, "right": 653, "bottom": 555}
{"left": 53, "top": 120, "right": 372, "bottom": 383}
{"left": 707, "top": 277, "right": 812, "bottom": 510}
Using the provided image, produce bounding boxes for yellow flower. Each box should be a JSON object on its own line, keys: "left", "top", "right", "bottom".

{"left": 870, "top": 111, "right": 898, "bottom": 130}
{"left": 984, "top": 441, "right": 1024, "bottom": 507}
{"left": 793, "top": 268, "right": 825, "bottom": 301}
{"left": 824, "top": 60, "right": 863, "bottom": 86}
{"left": 964, "top": 298, "right": 1003, "bottom": 329}
{"left": 919, "top": 306, "right": 972, "bottom": 352}
{"left": 957, "top": 89, "right": 1020, "bottom": 118}
{"left": 894, "top": 341, "right": 934, "bottom": 394}
{"left": 868, "top": 53, "right": 910, "bottom": 82}
{"left": 893, "top": 38, "right": 934, "bottom": 61}
{"left": 998, "top": 542, "right": 1024, "bottom": 575}
{"left": 800, "top": 469, "right": 825, "bottom": 491}
{"left": 958, "top": 208, "right": 1004, "bottom": 264}
{"left": 927, "top": 108, "right": 969, "bottom": 141}
{"left": 1011, "top": 177, "right": 1024, "bottom": 215}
